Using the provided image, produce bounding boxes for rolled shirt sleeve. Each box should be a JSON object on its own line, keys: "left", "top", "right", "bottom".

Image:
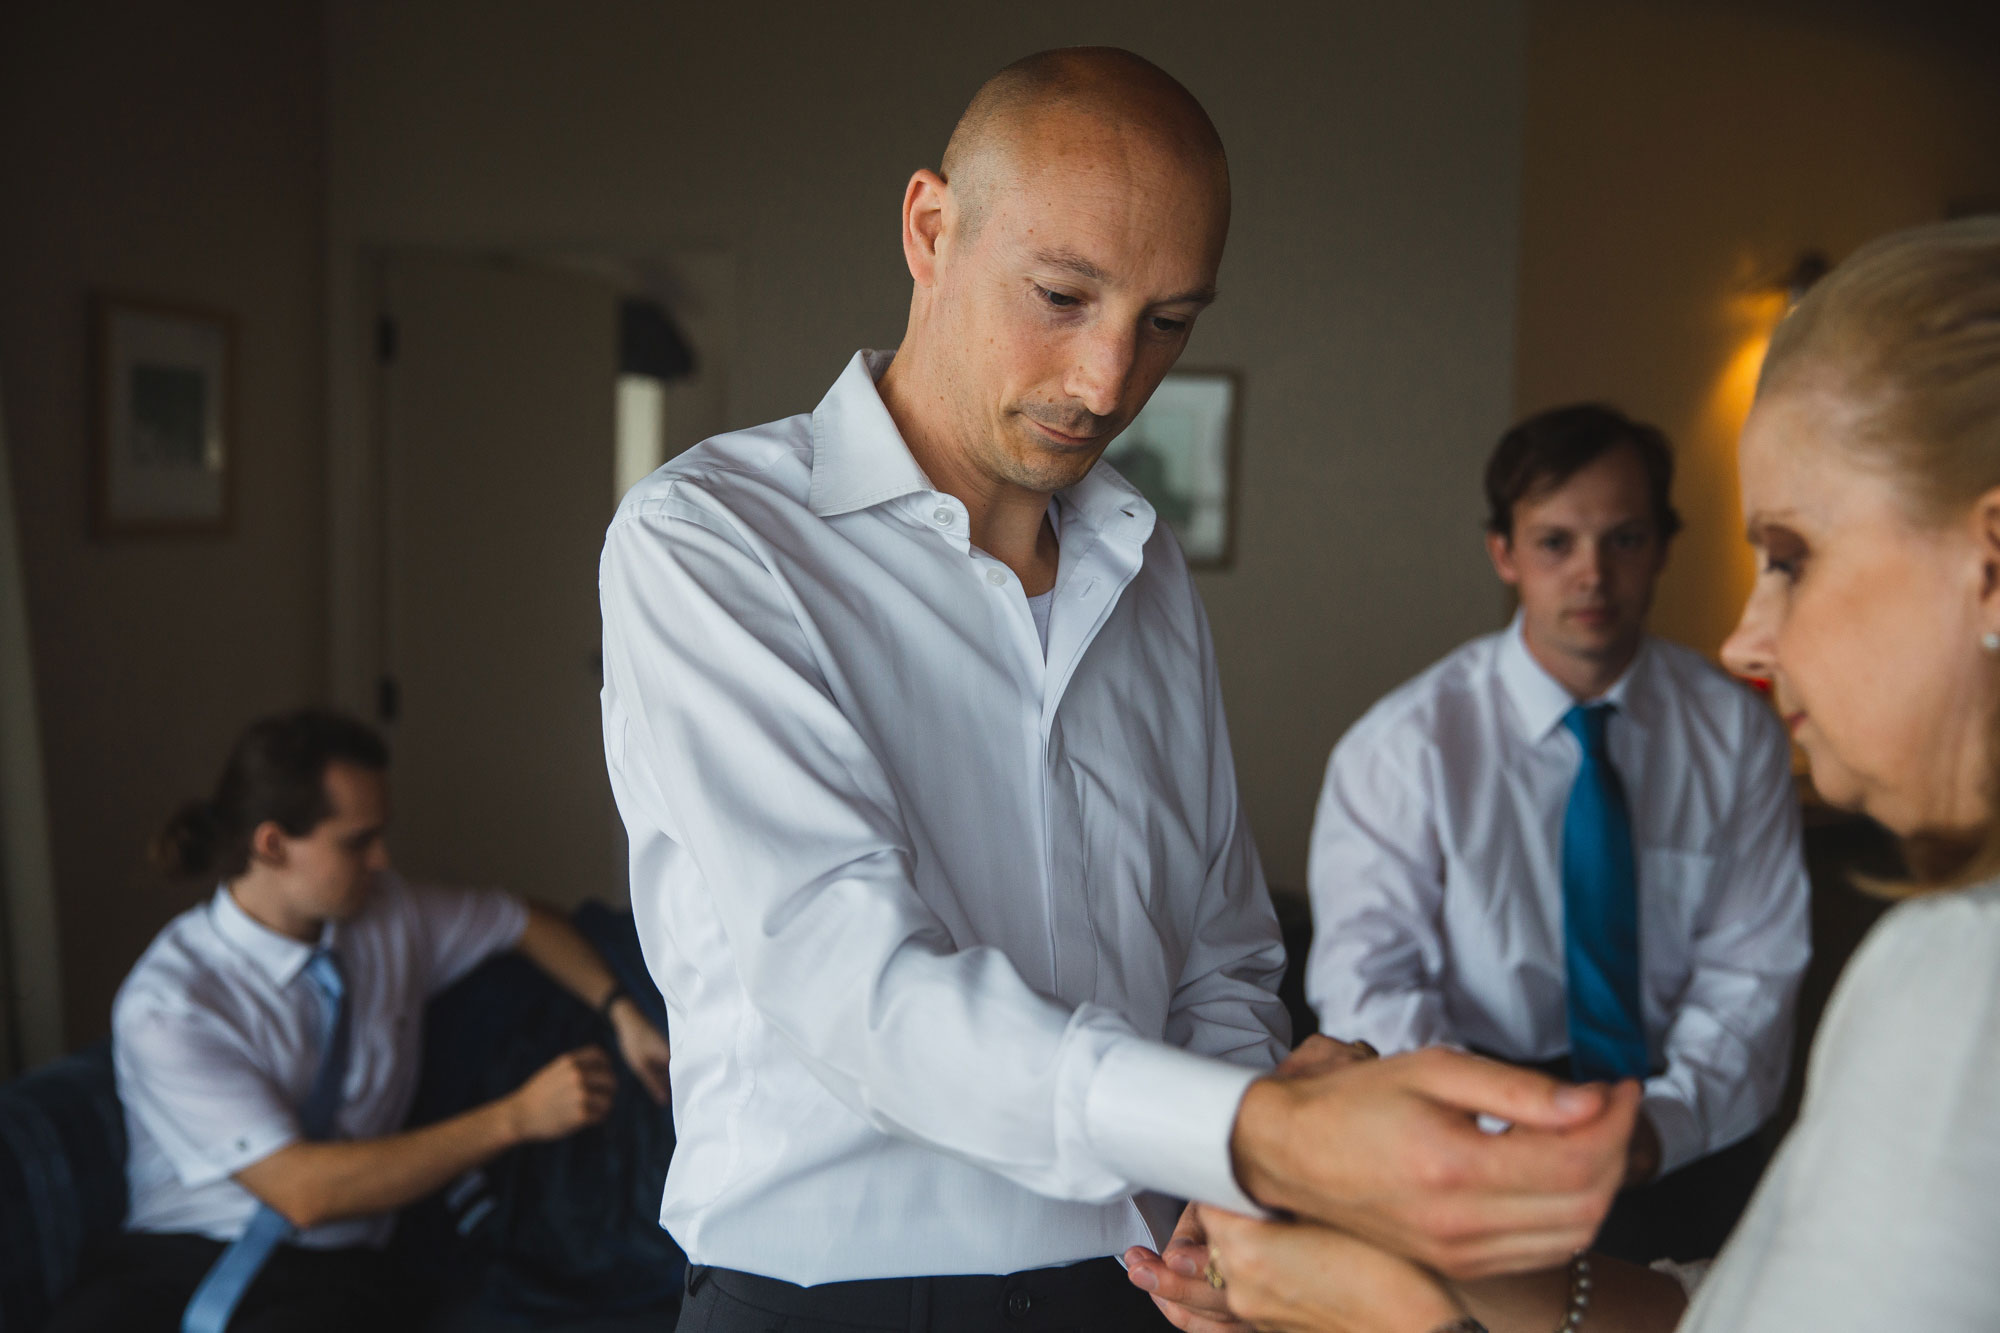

{"left": 399, "top": 877, "right": 531, "bottom": 996}
{"left": 116, "top": 1005, "right": 301, "bottom": 1188}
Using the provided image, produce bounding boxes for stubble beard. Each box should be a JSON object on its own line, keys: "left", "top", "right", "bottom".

{"left": 990, "top": 407, "right": 1113, "bottom": 496}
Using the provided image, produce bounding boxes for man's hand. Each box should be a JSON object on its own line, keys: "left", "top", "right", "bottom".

{"left": 1273, "top": 1033, "right": 1380, "bottom": 1079}
{"left": 1230, "top": 1046, "right": 1639, "bottom": 1279}
{"left": 1126, "top": 1203, "right": 1249, "bottom": 1332}
{"left": 507, "top": 1045, "right": 617, "bottom": 1142}
{"left": 609, "top": 998, "right": 673, "bottom": 1105}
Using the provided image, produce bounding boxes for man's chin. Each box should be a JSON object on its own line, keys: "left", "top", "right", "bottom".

{"left": 1558, "top": 624, "right": 1644, "bottom": 665}
{"left": 327, "top": 890, "right": 373, "bottom": 921}
{"left": 999, "top": 432, "right": 1105, "bottom": 493}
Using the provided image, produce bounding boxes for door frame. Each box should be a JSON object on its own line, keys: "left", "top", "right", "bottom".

{"left": 325, "top": 243, "right": 735, "bottom": 721}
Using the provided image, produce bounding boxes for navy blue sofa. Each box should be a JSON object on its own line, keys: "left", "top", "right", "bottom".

{"left": 0, "top": 904, "right": 683, "bottom": 1332}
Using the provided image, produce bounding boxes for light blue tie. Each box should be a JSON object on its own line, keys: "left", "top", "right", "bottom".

{"left": 1560, "top": 704, "right": 1650, "bottom": 1082}
{"left": 181, "top": 948, "right": 349, "bottom": 1333}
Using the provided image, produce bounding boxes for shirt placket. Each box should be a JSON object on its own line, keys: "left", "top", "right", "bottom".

{"left": 1037, "top": 502, "right": 1147, "bottom": 1003}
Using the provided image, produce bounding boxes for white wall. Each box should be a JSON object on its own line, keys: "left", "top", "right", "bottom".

{"left": 326, "top": 0, "right": 1529, "bottom": 888}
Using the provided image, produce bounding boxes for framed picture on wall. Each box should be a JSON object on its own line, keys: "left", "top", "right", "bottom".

{"left": 1101, "top": 368, "right": 1240, "bottom": 568}
{"left": 91, "top": 294, "right": 235, "bottom": 536}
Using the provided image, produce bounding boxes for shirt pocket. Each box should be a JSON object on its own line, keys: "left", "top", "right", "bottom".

{"left": 1638, "top": 847, "right": 1715, "bottom": 1017}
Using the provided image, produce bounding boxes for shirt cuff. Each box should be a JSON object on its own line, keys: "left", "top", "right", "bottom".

{"left": 186, "top": 1121, "right": 299, "bottom": 1189}
{"left": 1641, "top": 1085, "right": 1702, "bottom": 1178}
{"left": 1082, "top": 1038, "right": 1263, "bottom": 1214}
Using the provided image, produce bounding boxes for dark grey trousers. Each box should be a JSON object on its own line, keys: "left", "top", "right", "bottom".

{"left": 674, "top": 1258, "right": 1174, "bottom": 1333}
{"left": 41, "top": 1231, "right": 414, "bottom": 1333}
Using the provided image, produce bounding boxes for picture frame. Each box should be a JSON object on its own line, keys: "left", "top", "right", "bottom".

{"left": 1102, "top": 368, "right": 1240, "bottom": 568}
{"left": 91, "top": 293, "right": 235, "bottom": 537}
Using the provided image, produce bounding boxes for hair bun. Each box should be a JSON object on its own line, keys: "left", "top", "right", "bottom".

{"left": 151, "top": 799, "right": 222, "bottom": 879}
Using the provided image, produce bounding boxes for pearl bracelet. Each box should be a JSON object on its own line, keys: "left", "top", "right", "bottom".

{"left": 1557, "top": 1253, "right": 1593, "bottom": 1330}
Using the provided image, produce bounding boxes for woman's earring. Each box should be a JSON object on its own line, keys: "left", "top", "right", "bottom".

{"left": 1983, "top": 631, "right": 2000, "bottom": 653}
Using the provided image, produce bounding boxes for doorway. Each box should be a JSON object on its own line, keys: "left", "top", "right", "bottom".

{"left": 366, "top": 249, "right": 729, "bottom": 908}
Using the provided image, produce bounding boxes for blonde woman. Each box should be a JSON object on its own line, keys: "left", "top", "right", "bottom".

{"left": 1184, "top": 215, "right": 2000, "bottom": 1332}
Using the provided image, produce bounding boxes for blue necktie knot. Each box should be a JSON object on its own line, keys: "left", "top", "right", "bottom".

{"left": 1563, "top": 701, "right": 1614, "bottom": 754}
{"left": 304, "top": 947, "right": 346, "bottom": 1007}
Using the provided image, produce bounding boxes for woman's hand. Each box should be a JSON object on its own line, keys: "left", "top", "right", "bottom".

{"left": 1127, "top": 1036, "right": 1386, "bottom": 1330}
{"left": 1127, "top": 1203, "right": 1252, "bottom": 1332}
{"left": 1198, "top": 1206, "right": 1470, "bottom": 1333}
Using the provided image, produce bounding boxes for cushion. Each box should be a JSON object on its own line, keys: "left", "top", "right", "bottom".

{"left": 0, "top": 1043, "right": 126, "bottom": 1333}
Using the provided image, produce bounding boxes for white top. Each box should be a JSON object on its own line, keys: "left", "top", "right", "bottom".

{"left": 115, "top": 873, "right": 527, "bottom": 1247}
{"left": 598, "top": 349, "right": 1289, "bottom": 1284}
{"left": 1305, "top": 618, "right": 1810, "bottom": 1174}
{"left": 1027, "top": 587, "right": 1054, "bottom": 653}
{"left": 1680, "top": 879, "right": 2000, "bottom": 1330}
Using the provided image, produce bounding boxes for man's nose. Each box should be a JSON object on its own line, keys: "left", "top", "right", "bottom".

{"left": 1575, "top": 539, "right": 1608, "bottom": 588}
{"left": 1064, "top": 325, "right": 1137, "bottom": 420}
{"left": 366, "top": 840, "right": 392, "bottom": 873}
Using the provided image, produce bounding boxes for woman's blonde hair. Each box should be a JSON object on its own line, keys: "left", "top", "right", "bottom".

{"left": 1757, "top": 215, "right": 2000, "bottom": 887}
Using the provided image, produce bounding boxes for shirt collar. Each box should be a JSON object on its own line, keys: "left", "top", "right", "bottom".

{"left": 806, "top": 349, "right": 1158, "bottom": 547}
{"left": 1497, "top": 613, "right": 1654, "bottom": 743}
{"left": 209, "top": 884, "right": 334, "bottom": 988}
{"left": 808, "top": 350, "right": 935, "bottom": 518}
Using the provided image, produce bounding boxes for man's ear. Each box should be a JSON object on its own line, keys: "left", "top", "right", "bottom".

{"left": 901, "top": 169, "right": 950, "bottom": 288}
{"left": 1485, "top": 530, "right": 1520, "bottom": 586}
{"left": 248, "top": 820, "right": 289, "bottom": 870}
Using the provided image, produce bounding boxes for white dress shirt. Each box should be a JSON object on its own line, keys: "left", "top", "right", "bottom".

{"left": 1306, "top": 618, "right": 1809, "bottom": 1175}
{"left": 1682, "top": 879, "right": 2000, "bottom": 1330}
{"left": 598, "top": 349, "right": 1289, "bottom": 1285}
{"left": 115, "top": 873, "right": 527, "bottom": 1247}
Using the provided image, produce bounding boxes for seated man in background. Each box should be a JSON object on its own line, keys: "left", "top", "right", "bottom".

{"left": 45, "top": 708, "right": 672, "bottom": 1333}
{"left": 1306, "top": 404, "right": 1812, "bottom": 1261}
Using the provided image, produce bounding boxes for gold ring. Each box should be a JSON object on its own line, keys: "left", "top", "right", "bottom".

{"left": 1204, "top": 1254, "right": 1226, "bottom": 1290}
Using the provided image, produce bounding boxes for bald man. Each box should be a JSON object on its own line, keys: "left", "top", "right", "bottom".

{"left": 599, "top": 48, "right": 1636, "bottom": 1333}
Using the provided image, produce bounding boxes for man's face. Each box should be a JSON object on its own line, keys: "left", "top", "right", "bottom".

{"left": 929, "top": 122, "right": 1227, "bottom": 494}
{"left": 1487, "top": 444, "right": 1671, "bottom": 683}
{"left": 271, "top": 761, "right": 391, "bottom": 925}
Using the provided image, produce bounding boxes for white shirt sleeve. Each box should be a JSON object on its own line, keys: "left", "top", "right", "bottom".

{"left": 1303, "top": 717, "right": 1455, "bottom": 1053}
{"left": 401, "top": 877, "right": 531, "bottom": 996}
{"left": 1161, "top": 593, "right": 1292, "bottom": 1070}
{"left": 601, "top": 501, "right": 1261, "bottom": 1212}
{"left": 1642, "top": 710, "right": 1811, "bottom": 1174}
{"left": 115, "top": 1003, "right": 301, "bottom": 1187}
{"left": 1680, "top": 886, "right": 2000, "bottom": 1331}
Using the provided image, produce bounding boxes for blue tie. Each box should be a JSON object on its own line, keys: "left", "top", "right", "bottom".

{"left": 1560, "top": 704, "right": 1649, "bottom": 1082}
{"left": 182, "top": 948, "right": 349, "bottom": 1333}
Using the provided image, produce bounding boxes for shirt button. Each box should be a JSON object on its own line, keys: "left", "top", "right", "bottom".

{"left": 986, "top": 567, "right": 1007, "bottom": 587}
{"left": 933, "top": 507, "right": 953, "bottom": 526}
{"left": 1004, "top": 1288, "right": 1032, "bottom": 1319}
